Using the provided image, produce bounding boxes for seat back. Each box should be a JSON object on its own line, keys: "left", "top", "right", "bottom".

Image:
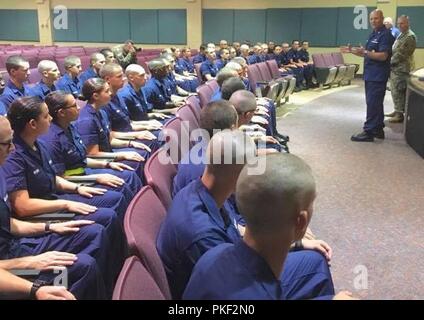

{"left": 123, "top": 186, "right": 171, "bottom": 299}
{"left": 266, "top": 59, "right": 281, "bottom": 79}
{"left": 194, "top": 63, "right": 204, "bottom": 85}
{"left": 322, "top": 53, "right": 336, "bottom": 67}
{"left": 257, "top": 62, "right": 273, "bottom": 82}
{"left": 113, "top": 256, "right": 166, "bottom": 300}
{"left": 196, "top": 83, "right": 214, "bottom": 108}
{"left": 186, "top": 95, "right": 201, "bottom": 123}
{"left": 331, "top": 52, "right": 345, "bottom": 65}
{"left": 28, "top": 68, "right": 41, "bottom": 84}
{"left": 144, "top": 148, "right": 178, "bottom": 209}
{"left": 205, "top": 79, "right": 219, "bottom": 93}
{"left": 159, "top": 116, "right": 190, "bottom": 164}
{"left": 79, "top": 55, "right": 91, "bottom": 71}
{"left": 246, "top": 64, "right": 262, "bottom": 95}
{"left": 312, "top": 54, "right": 326, "bottom": 68}
{"left": 176, "top": 103, "right": 200, "bottom": 145}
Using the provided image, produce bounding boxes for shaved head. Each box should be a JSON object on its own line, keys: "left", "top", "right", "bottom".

{"left": 229, "top": 90, "right": 257, "bottom": 114}
{"left": 205, "top": 129, "right": 256, "bottom": 174}
{"left": 236, "top": 153, "right": 316, "bottom": 235}
{"left": 370, "top": 9, "right": 384, "bottom": 29}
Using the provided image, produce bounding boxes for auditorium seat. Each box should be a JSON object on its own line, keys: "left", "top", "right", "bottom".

{"left": 322, "top": 53, "right": 347, "bottom": 86}
{"left": 331, "top": 52, "right": 357, "bottom": 84}
{"left": 196, "top": 83, "right": 214, "bottom": 107}
{"left": 312, "top": 53, "right": 338, "bottom": 88}
{"left": 112, "top": 256, "right": 166, "bottom": 300}
{"left": 123, "top": 185, "right": 171, "bottom": 299}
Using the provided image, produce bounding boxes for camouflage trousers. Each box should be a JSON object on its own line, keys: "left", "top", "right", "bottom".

{"left": 390, "top": 70, "right": 409, "bottom": 113}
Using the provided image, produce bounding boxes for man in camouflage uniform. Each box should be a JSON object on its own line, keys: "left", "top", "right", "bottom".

{"left": 112, "top": 40, "right": 138, "bottom": 70}
{"left": 386, "top": 15, "right": 417, "bottom": 123}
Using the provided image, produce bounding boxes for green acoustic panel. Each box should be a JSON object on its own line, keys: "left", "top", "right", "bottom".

{"left": 337, "top": 7, "right": 376, "bottom": 47}
{"left": 103, "top": 10, "right": 130, "bottom": 43}
{"left": 397, "top": 6, "right": 424, "bottom": 48}
{"left": 77, "top": 9, "right": 103, "bottom": 42}
{"left": 202, "top": 9, "right": 234, "bottom": 44}
{"left": 0, "top": 11, "right": 13, "bottom": 40}
{"left": 234, "top": 10, "right": 266, "bottom": 44}
{"left": 301, "top": 8, "right": 338, "bottom": 47}
{"left": 52, "top": 9, "right": 78, "bottom": 42}
{"left": 0, "top": 10, "right": 39, "bottom": 41}
{"left": 266, "top": 9, "right": 301, "bottom": 44}
{"left": 130, "top": 10, "right": 158, "bottom": 44}
{"left": 158, "top": 10, "right": 187, "bottom": 44}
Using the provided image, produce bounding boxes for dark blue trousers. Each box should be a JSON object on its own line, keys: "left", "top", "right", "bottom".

{"left": 10, "top": 224, "right": 110, "bottom": 299}
{"left": 281, "top": 250, "right": 334, "bottom": 300}
{"left": 364, "top": 80, "right": 387, "bottom": 133}
{"left": 85, "top": 167, "right": 142, "bottom": 205}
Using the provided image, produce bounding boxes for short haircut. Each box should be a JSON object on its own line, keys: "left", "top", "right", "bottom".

{"left": 125, "top": 64, "right": 145, "bottom": 77}
{"left": 229, "top": 90, "right": 257, "bottom": 114}
{"left": 7, "top": 96, "right": 45, "bottom": 134}
{"left": 100, "top": 48, "right": 113, "bottom": 57}
{"left": 225, "top": 61, "right": 242, "bottom": 72}
{"left": 231, "top": 57, "right": 247, "bottom": 67}
{"left": 216, "top": 68, "right": 238, "bottom": 87}
{"left": 64, "top": 56, "right": 81, "bottom": 70}
{"left": 205, "top": 129, "right": 256, "bottom": 172}
{"left": 5, "top": 55, "right": 29, "bottom": 74}
{"left": 147, "top": 59, "right": 166, "bottom": 71}
{"left": 292, "top": 40, "right": 300, "bottom": 44}
{"left": 236, "top": 153, "right": 316, "bottom": 235}
{"left": 37, "top": 60, "right": 57, "bottom": 74}
{"left": 221, "top": 77, "right": 246, "bottom": 100}
{"left": 200, "top": 100, "right": 238, "bottom": 137}
{"left": 90, "top": 53, "right": 105, "bottom": 65}
{"left": 99, "top": 63, "right": 122, "bottom": 79}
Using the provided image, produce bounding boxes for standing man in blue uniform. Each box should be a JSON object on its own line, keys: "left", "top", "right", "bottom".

{"left": 184, "top": 153, "right": 353, "bottom": 300}
{"left": 0, "top": 56, "right": 31, "bottom": 114}
{"left": 56, "top": 56, "right": 83, "bottom": 98}
{"left": 348, "top": 9, "right": 395, "bottom": 142}
{"left": 28, "top": 60, "right": 60, "bottom": 100}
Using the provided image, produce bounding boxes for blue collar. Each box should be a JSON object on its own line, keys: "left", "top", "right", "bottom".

{"left": 6, "top": 80, "right": 25, "bottom": 94}
{"left": 195, "top": 179, "right": 233, "bottom": 231}
{"left": 234, "top": 239, "right": 283, "bottom": 299}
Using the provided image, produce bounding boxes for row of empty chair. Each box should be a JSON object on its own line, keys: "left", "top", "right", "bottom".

{"left": 312, "top": 52, "right": 358, "bottom": 88}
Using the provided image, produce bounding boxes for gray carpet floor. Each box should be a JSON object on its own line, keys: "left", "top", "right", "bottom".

{"left": 277, "top": 81, "right": 424, "bottom": 300}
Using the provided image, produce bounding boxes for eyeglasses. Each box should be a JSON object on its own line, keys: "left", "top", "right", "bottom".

{"left": 0, "top": 141, "right": 13, "bottom": 150}
{"left": 55, "top": 102, "right": 78, "bottom": 113}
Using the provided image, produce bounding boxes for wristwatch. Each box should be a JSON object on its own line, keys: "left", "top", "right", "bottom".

{"left": 44, "top": 221, "right": 51, "bottom": 233}
{"left": 29, "top": 280, "right": 45, "bottom": 300}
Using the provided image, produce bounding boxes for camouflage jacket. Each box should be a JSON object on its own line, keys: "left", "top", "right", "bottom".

{"left": 112, "top": 44, "right": 137, "bottom": 69}
{"left": 391, "top": 29, "right": 417, "bottom": 73}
